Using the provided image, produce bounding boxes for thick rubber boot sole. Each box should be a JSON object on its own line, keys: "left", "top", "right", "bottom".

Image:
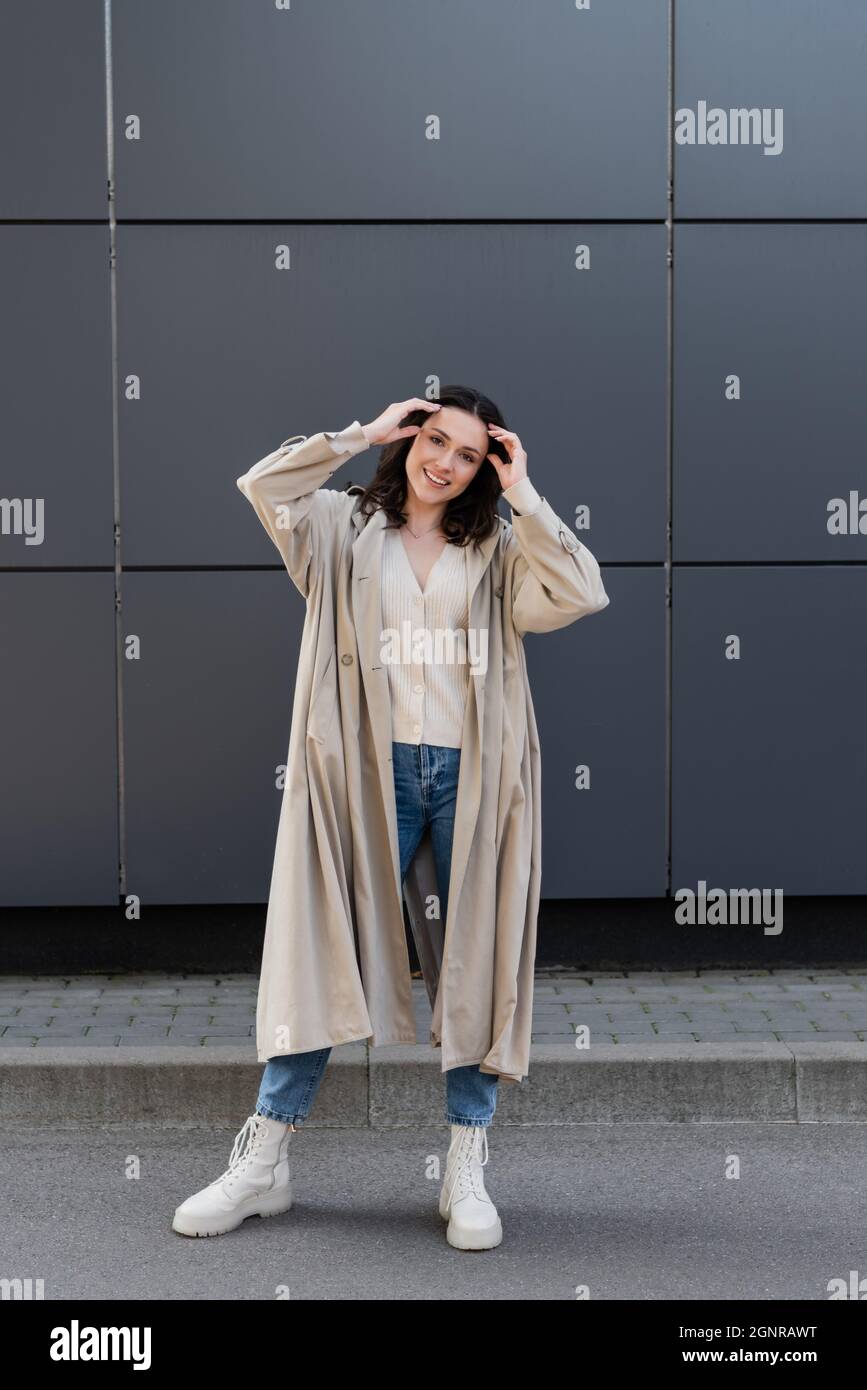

{"left": 445, "top": 1214, "right": 503, "bottom": 1250}
{"left": 171, "top": 1186, "right": 293, "bottom": 1238}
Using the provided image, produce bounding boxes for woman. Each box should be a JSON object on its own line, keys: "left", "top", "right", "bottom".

{"left": 172, "top": 387, "right": 609, "bottom": 1249}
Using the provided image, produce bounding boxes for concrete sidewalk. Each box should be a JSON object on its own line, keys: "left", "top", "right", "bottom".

{"left": 2, "top": 967, "right": 867, "bottom": 1046}
{"left": 1, "top": 968, "right": 866, "bottom": 1126}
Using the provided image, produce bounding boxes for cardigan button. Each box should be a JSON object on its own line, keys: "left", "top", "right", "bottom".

{"left": 340, "top": 653, "right": 353, "bottom": 665}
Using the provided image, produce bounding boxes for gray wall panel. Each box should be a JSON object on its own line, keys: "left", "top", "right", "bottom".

{"left": 112, "top": 0, "right": 668, "bottom": 220}
{"left": 0, "top": 573, "right": 119, "bottom": 905}
{"left": 0, "top": 0, "right": 107, "bottom": 219}
{"left": 122, "top": 571, "right": 304, "bottom": 903}
{"left": 531, "top": 568, "right": 666, "bottom": 899}
{"left": 117, "top": 223, "right": 665, "bottom": 567}
{"left": 672, "top": 567, "right": 867, "bottom": 894}
{"left": 675, "top": 0, "right": 867, "bottom": 217}
{"left": 673, "top": 225, "right": 867, "bottom": 563}
{"left": 0, "top": 227, "right": 115, "bottom": 568}
{"left": 3, "top": 2, "right": 863, "bottom": 914}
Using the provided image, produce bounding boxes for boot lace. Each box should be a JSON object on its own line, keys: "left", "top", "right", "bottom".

{"left": 442, "top": 1125, "right": 489, "bottom": 1209}
{"left": 214, "top": 1115, "right": 268, "bottom": 1187}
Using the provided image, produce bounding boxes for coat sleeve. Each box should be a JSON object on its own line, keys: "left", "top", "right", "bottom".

{"left": 499, "top": 475, "right": 610, "bottom": 637}
{"left": 235, "top": 419, "right": 370, "bottom": 597}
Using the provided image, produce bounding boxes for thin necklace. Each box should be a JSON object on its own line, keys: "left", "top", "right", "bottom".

{"left": 402, "top": 520, "right": 444, "bottom": 540}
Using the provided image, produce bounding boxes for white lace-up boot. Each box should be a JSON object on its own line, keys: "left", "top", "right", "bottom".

{"left": 438, "top": 1123, "right": 503, "bottom": 1250}
{"left": 172, "top": 1113, "right": 293, "bottom": 1237}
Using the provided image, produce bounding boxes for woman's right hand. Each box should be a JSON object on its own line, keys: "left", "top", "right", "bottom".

{"left": 361, "top": 398, "right": 442, "bottom": 447}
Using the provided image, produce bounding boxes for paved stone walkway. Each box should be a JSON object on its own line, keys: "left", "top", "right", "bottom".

{"left": 1, "top": 968, "right": 866, "bottom": 1046}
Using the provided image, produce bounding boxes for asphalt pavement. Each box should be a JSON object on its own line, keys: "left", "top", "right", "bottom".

{"left": 2, "top": 1121, "right": 866, "bottom": 1300}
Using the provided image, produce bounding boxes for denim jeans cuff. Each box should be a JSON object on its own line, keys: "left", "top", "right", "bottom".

{"left": 256, "top": 1104, "right": 304, "bottom": 1128}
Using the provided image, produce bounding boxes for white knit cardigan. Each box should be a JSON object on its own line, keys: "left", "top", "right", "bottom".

{"left": 326, "top": 422, "right": 543, "bottom": 748}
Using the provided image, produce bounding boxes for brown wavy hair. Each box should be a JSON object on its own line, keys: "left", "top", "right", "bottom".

{"left": 345, "top": 384, "right": 510, "bottom": 547}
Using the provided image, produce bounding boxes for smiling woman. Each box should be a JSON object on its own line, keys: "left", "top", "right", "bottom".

{"left": 354, "top": 386, "right": 511, "bottom": 548}
{"left": 172, "top": 386, "right": 610, "bottom": 1248}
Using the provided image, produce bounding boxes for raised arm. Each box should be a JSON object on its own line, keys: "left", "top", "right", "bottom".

{"left": 500, "top": 476, "right": 609, "bottom": 636}
{"left": 484, "top": 421, "right": 609, "bottom": 637}
{"left": 235, "top": 420, "right": 370, "bottom": 596}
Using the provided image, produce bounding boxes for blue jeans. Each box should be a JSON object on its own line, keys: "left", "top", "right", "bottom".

{"left": 256, "top": 741, "right": 499, "bottom": 1128}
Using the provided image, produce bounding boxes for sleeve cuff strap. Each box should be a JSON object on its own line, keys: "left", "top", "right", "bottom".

{"left": 323, "top": 420, "right": 370, "bottom": 458}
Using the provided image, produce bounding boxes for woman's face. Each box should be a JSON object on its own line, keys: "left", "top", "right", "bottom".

{"left": 404, "top": 406, "right": 490, "bottom": 506}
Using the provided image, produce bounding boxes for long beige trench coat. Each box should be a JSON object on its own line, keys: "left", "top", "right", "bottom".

{"left": 236, "top": 420, "right": 609, "bottom": 1082}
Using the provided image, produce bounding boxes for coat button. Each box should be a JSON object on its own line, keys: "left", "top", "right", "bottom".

{"left": 559, "top": 529, "right": 581, "bottom": 553}
{"left": 340, "top": 653, "right": 353, "bottom": 665}
{"left": 494, "top": 585, "right": 504, "bottom": 598}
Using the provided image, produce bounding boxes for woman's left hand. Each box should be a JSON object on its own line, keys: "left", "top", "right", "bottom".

{"left": 485, "top": 423, "right": 528, "bottom": 490}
